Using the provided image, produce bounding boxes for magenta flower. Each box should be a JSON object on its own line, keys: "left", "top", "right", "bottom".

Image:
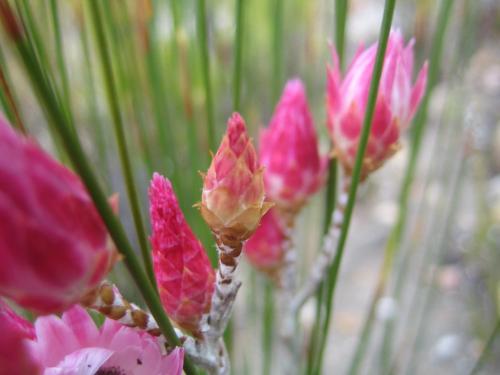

{"left": 149, "top": 173, "right": 215, "bottom": 337}
{"left": 200, "top": 113, "right": 271, "bottom": 243}
{"left": 243, "top": 209, "right": 286, "bottom": 277}
{"left": 260, "top": 79, "right": 327, "bottom": 211}
{"left": 29, "top": 305, "right": 184, "bottom": 375}
{"left": 0, "top": 117, "right": 114, "bottom": 314}
{"left": 0, "top": 299, "right": 41, "bottom": 375}
{"left": 327, "top": 29, "right": 428, "bottom": 178}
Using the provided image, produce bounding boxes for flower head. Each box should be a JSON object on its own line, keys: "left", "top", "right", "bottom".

{"left": 0, "top": 117, "right": 114, "bottom": 314}
{"left": 29, "top": 305, "right": 184, "bottom": 375}
{"left": 327, "top": 29, "right": 428, "bottom": 178}
{"left": 243, "top": 209, "right": 286, "bottom": 278}
{"left": 200, "top": 113, "right": 272, "bottom": 245}
{"left": 0, "top": 299, "right": 41, "bottom": 375}
{"left": 260, "top": 79, "right": 327, "bottom": 211}
{"left": 149, "top": 173, "right": 215, "bottom": 336}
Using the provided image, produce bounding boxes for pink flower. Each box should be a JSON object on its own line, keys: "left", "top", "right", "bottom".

{"left": 149, "top": 173, "right": 215, "bottom": 337}
{"left": 200, "top": 113, "right": 272, "bottom": 243}
{"left": 260, "top": 79, "right": 327, "bottom": 210}
{"left": 327, "top": 29, "right": 428, "bottom": 178}
{"left": 29, "top": 305, "right": 184, "bottom": 375}
{"left": 243, "top": 209, "right": 286, "bottom": 277}
{"left": 0, "top": 299, "right": 41, "bottom": 375}
{"left": 0, "top": 117, "right": 114, "bottom": 314}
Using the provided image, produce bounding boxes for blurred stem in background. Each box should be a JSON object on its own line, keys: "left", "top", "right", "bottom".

{"left": 469, "top": 317, "right": 500, "bottom": 375}
{"left": 313, "top": 1, "right": 398, "bottom": 374}
{"left": 271, "top": 0, "right": 283, "bottom": 103}
{"left": 86, "top": 0, "right": 156, "bottom": 290}
{"left": 0, "top": 3, "right": 196, "bottom": 373}
{"left": 0, "top": 45, "right": 25, "bottom": 133}
{"left": 196, "top": 0, "right": 216, "bottom": 153}
{"left": 233, "top": 0, "right": 244, "bottom": 112}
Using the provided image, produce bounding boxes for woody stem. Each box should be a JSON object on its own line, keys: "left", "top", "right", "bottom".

{"left": 291, "top": 177, "right": 351, "bottom": 314}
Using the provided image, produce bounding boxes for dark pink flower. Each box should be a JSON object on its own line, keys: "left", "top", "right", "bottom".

{"left": 327, "top": 29, "right": 428, "bottom": 177}
{"left": 149, "top": 173, "right": 215, "bottom": 336}
{"left": 243, "top": 209, "right": 286, "bottom": 277}
{"left": 0, "top": 299, "right": 40, "bottom": 375}
{"left": 200, "top": 113, "right": 271, "bottom": 243}
{"left": 0, "top": 117, "right": 114, "bottom": 314}
{"left": 260, "top": 79, "right": 327, "bottom": 210}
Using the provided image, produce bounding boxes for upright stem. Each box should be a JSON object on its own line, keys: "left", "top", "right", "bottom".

{"left": 86, "top": 1, "right": 156, "bottom": 290}
{"left": 0, "top": 46, "right": 25, "bottom": 133}
{"left": 314, "top": 1, "right": 397, "bottom": 373}
{"left": 196, "top": 0, "right": 216, "bottom": 152}
{"left": 334, "top": 0, "right": 348, "bottom": 69}
{"left": 271, "top": 0, "right": 283, "bottom": 103}
{"left": 233, "top": 0, "right": 244, "bottom": 111}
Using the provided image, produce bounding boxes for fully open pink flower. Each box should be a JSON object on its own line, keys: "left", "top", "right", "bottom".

{"left": 28, "top": 305, "right": 183, "bottom": 375}
{"left": 327, "top": 29, "right": 428, "bottom": 178}
{"left": 149, "top": 173, "right": 215, "bottom": 337}
{"left": 243, "top": 209, "right": 286, "bottom": 277}
{"left": 200, "top": 113, "right": 271, "bottom": 243}
{"left": 260, "top": 79, "right": 327, "bottom": 210}
{"left": 0, "top": 299, "right": 41, "bottom": 375}
{"left": 0, "top": 116, "right": 114, "bottom": 314}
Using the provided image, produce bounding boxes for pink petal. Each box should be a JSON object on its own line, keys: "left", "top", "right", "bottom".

{"left": 409, "top": 61, "right": 428, "bottom": 119}
{"left": 62, "top": 306, "right": 100, "bottom": 348}
{"left": 44, "top": 347, "right": 113, "bottom": 375}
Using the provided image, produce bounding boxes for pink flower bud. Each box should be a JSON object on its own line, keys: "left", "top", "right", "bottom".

{"left": 0, "top": 118, "right": 114, "bottom": 314}
{"left": 243, "top": 209, "right": 286, "bottom": 278}
{"left": 0, "top": 300, "right": 41, "bottom": 375}
{"left": 200, "top": 113, "right": 272, "bottom": 244}
{"left": 327, "top": 29, "right": 428, "bottom": 178}
{"left": 260, "top": 79, "right": 327, "bottom": 211}
{"left": 149, "top": 173, "right": 215, "bottom": 336}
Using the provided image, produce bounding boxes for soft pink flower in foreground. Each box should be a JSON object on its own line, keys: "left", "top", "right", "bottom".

{"left": 244, "top": 209, "right": 286, "bottom": 277}
{"left": 200, "top": 113, "right": 272, "bottom": 243}
{"left": 29, "top": 305, "right": 184, "bottom": 375}
{"left": 260, "top": 79, "right": 327, "bottom": 210}
{"left": 327, "top": 29, "right": 428, "bottom": 178}
{"left": 0, "top": 300, "right": 41, "bottom": 375}
{"left": 0, "top": 117, "right": 114, "bottom": 314}
{"left": 149, "top": 173, "right": 215, "bottom": 336}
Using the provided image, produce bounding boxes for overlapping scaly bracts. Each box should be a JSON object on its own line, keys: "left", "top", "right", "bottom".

{"left": 0, "top": 117, "right": 114, "bottom": 314}
{"left": 260, "top": 79, "right": 327, "bottom": 213}
{"left": 327, "top": 29, "right": 428, "bottom": 178}
{"left": 149, "top": 173, "right": 215, "bottom": 337}
{"left": 200, "top": 112, "right": 272, "bottom": 246}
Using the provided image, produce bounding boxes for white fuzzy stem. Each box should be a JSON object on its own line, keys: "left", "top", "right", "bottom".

{"left": 290, "top": 178, "right": 351, "bottom": 313}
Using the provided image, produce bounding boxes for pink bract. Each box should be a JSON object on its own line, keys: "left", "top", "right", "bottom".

{"left": 326, "top": 29, "right": 428, "bottom": 177}
{"left": 243, "top": 209, "right": 286, "bottom": 277}
{"left": 0, "top": 299, "right": 41, "bottom": 375}
{"left": 0, "top": 116, "right": 114, "bottom": 314}
{"left": 29, "top": 305, "right": 184, "bottom": 375}
{"left": 149, "top": 173, "right": 215, "bottom": 336}
{"left": 260, "top": 79, "right": 327, "bottom": 210}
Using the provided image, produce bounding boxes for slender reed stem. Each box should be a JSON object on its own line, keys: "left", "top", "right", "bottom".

{"left": 313, "top": 1, "right": 397, "bottom": 373}
{"left": 86, "top": 1, "right": 156, "bottom": 290}
{"left": 233, "top": 0, "right": 244, "bottom": 111}
{"left": 262, "top": 282, "right": 274, "bottom": 375}
{"left": 469, "top": 317, "right": 500, "bottom": 375}
{"left": 334, "top": 0, "right": 348, "bottom": 69}
{"left": 0, "top": 5, "right": 197, "bottom": 373}
{"left": 271, "top": 0, "right": 283, "bottom": 103}
{"left": 196, "top": 0, "right": 216, "bottom": 152}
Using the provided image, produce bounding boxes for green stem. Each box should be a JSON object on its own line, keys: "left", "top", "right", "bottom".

{"left": 469, "top": 317, "right": 500, "bottom": 375}
{"left": 233, "top": 0, "right": 244, "bottom": 111}
{"left": 314, "top": 1, "right": 397, "bottom": 373}
{"left": 0, "top": 45, "right": 25, "bottom": 133}
{"left": 262, "top": 281, "right": 274, "bottom": 375}
{"left": 196, "top": 0, "right": 216, "bottom": 152}
{"left": 334, "top": 0, "right": 348, "bottom": 69}
{"left": 86, "top": 1, "right": 156, "bottom": 290}
{"left": 271, "top": 0, "right": 283, "bottom": 103}
{"left": 0, "top": 5, "right": 196, "bottom": 373}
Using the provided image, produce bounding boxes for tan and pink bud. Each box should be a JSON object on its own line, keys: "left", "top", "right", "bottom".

{"left": 200, "top": 113, "right": 272, "bottom": 246}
